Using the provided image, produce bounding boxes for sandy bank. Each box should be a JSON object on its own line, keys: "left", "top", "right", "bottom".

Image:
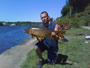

{"left": 0, "top": 37, "right": 37, "bottom": 68}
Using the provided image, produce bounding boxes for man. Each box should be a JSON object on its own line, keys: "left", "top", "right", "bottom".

{"left": 34, "top": 11, "right": 60, "bottom": 68}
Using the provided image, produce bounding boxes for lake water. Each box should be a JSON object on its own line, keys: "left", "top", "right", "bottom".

{"left": 0, "top": 25, "right": 31, "bottom": 54}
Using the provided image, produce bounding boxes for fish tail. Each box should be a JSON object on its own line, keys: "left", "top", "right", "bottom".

{"left": 55, "top": 30, "right": 65, "bottom": 38}
{"left": 57, "top": 33, "right": 65, "bottom": 38}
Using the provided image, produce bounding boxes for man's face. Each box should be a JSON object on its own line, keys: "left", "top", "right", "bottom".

{"left": 40, "top": 13, "right": 49, "bottom": 24}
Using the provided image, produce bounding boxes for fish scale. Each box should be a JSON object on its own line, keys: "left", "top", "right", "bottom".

{"left": 24, "top": 27, "right": 65, "bottom": 40}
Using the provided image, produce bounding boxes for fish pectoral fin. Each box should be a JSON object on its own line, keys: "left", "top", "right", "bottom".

{"left": 36, "top": 36, "right": 44, "bottom": 41}
{"left": 31, "top": 34, "right": 36, "bottom": 38}
{"left": 31, "top": 35, "right": 34, "bottom": 38}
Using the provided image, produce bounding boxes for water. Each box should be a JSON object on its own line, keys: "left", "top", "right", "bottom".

{"left": 0, "top": 25, "right": 31, "bottom": 54}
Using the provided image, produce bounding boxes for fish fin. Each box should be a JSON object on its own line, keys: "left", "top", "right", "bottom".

{"left": 31, "top": 36, "right": 34, "bottom": 38}
{"left": 36, "top": 36, "right": 44, "bottom": 41}
{"left": 58, "top": 33, "right": 65, "bottom": 38}
{"left": 55, "top": 30, "right": 66, "bottom": 38}
{"left": 31, "top": 35, "right": 35, "bottom": 38}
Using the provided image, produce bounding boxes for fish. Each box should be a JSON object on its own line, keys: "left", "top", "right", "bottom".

{"left": 24, "top": 26, "right": 65, "bottom": 41}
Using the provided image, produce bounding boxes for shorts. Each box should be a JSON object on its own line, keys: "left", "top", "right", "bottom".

{"left": 35, "top": 41, "right": 58, "bottom": 63}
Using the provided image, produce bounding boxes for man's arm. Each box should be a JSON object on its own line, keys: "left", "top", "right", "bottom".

{"left": 54, "top": 24, "right": 60, "bottom": 31}
{"left": 51, "top": 24, "right": 60, "bottom": 40}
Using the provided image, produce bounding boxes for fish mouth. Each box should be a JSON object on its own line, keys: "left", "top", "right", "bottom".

{"left": 24, "top": 29, "right": 32, "bottom": 35}
{"left": 24, "top": 30, "right": 28, "bottom": 33}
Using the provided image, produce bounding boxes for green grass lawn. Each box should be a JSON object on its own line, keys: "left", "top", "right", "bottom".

{"left": 21, "top": 27, "right": 90, "bottom": 68}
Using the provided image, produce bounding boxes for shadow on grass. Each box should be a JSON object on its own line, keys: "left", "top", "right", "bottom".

{"left": 39, "top": 54, "right": 73, "bottom": 68}
{"left": 55, "top": 54, "right": 73, "bottom": 65}
{"left": 44, "top": 54, "right": 73, "bottom": 65}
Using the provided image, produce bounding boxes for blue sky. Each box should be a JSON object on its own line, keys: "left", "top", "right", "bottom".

{"left": 0, "top": 0, "right": 66, "bottom": 22}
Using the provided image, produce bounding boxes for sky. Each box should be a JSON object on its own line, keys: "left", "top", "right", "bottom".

{"left": 0, "top": 0, "right": 66, "bottom": 22}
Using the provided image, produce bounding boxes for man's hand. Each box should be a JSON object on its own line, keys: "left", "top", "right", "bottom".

{"left": 50, "top": 32, "right": 59, "bottom": 40}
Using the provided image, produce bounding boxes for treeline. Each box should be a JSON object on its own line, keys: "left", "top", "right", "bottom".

{"left": 7, "top": 21, "right": 41, "bottom": 25}
{"left": 0, "top": 21, "right": 41, "bottom": 26}
{"left": 0, "top": 22, "right": 3, "bottom": 26}
{"left": 55, "top": 0, "right": 90, "bottom": 28}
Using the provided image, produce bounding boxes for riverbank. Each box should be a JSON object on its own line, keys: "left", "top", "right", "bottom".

{"left": 0, "top": 37, "right": 37, "bottom": 68}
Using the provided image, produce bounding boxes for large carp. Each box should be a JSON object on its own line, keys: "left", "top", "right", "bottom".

{"left": 24, "top": 27, "right": 65, "bottom": 41}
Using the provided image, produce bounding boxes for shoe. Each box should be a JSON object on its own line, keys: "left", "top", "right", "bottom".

{"left": 37, "top": 59, "right": 44, "bottom": 68}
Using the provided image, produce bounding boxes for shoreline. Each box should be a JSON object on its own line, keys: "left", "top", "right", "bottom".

{"left": 0, "top": 37, "right": 38, "bottom": 68}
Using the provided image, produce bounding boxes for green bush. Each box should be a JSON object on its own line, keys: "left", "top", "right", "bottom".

{"left": 71, "top": 16, "right": 80, "bottom": 28}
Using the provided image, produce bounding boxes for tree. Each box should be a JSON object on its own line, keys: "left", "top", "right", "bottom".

{"left": 61, "top": 5, "right": 70, "bottom": 16}
{"left": 0, "top": 22, "right": 3, "bottom": 26}
{"left": 68, "top": 0, "right": 90, "bottom": 13}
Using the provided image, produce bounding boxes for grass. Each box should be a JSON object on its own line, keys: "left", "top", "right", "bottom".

{"left": 21, "top": 27, "right": 90, "bottom": 68}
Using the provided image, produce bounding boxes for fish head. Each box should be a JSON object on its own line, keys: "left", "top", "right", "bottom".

{"left": 24, "top": 28, "right": 33, "bottom": 35}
